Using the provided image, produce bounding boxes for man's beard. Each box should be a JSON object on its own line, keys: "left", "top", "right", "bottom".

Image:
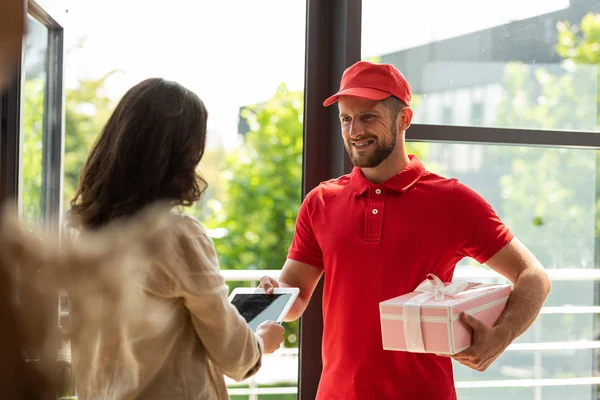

{"left": 345, "top": 124, "right": 397, "bottom": 168}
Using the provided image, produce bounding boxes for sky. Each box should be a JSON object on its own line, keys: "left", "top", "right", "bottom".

{"left": 38, "top": 0, "right": 570, "bottom": 148}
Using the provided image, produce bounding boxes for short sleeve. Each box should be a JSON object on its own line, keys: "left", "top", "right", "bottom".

{"left": 287, "top": 191, "right": 324, "bottom": 269}
{"left": 451, "top": 180, "right": 514, "bottom": 264}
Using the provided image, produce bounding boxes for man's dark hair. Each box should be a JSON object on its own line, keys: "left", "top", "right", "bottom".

{"left": 382, "top": 95, "right": 407, "bottom": 123}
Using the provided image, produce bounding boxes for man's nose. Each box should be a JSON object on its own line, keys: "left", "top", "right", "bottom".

{"left": 349, "top": 120, "right": 365, "bottom": 138}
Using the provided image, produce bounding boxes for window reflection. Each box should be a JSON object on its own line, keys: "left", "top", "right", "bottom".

{"left": 363, "top": 0, "right": 600, "bottom": 132}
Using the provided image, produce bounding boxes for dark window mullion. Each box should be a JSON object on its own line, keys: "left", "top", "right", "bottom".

{"left": 300, "top": 0, "right": 362, "bottom": 399}
{"left": 408, "top": 123, "right": 600, "bottom": 149}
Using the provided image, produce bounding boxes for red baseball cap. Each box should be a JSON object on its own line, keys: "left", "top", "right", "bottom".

{"left": 323, "top": 61, "right": 412, "bottom": 107}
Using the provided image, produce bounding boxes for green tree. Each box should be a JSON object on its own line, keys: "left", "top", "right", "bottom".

{"left": 205, "top": 83, "right": 303, "bottom": 272}
{"left": 204, "top": 83, "right": 303, "bottom": 347}
{"left": 21, "top": 72, "right": 118, "bottom": 228}
{"left": 63, "top": 72, "right": 117, "bottom": 208}
{"left": 556, "top": 12, "right": 600, "bottom": 124}
{"left": 22, "top": 77, "right": 45, "bottom": 227}
{"left": 489, "top": 12, "right": 600, "bottom": 270}
{"left": 189, "top": 141, "right": 228, "bottom": 223}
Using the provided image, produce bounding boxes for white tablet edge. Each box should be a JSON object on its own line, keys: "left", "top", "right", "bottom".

{"left": 228, "top": 287, "right": 300, "bottom": 323}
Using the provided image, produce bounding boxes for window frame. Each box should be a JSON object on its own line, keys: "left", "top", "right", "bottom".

{"left": 24, "top": 3, "right": 65, "bottom": 397}
{"left": 22, "top": 0, "right": 65, "bottom": 227}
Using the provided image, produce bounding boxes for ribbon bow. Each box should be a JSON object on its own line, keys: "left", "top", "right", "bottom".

{"left": 414, "top": 273, "right": 469, "bottom": 301}
{"left": 402, "top": 273, "right": 469, "bottom": 352}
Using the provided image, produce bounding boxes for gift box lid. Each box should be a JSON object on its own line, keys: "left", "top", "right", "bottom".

{"left": 380, "top": 282, "right": 512, "bottom": 318}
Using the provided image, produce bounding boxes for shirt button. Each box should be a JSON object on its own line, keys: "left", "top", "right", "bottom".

{"left": 372, "top": 209, "right": 379, "bottom": 215}
{"left": 375, "top": 189, "right": 382, "bottom": 195}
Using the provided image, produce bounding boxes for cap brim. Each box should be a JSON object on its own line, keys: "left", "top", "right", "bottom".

{"left": 323, "top": 87, "right": 391, "bottom": 107}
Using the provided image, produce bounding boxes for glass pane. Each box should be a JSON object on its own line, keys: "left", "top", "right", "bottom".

{"left": 411, "top": 143, "right": 597, "bottom": 270}
{"left": 62, "top": 1, "right": 306, "bottom": 396}
{"left": 459, "top": 386, "right": 597, "bottom": 400}
{"left": 541, "top": 349, "right": 594, "bottom": 378}
{"left": 513, "top": 312, "right": 595, "bottom": 343}
{"left": 542, "top": 384, "right": 596, "bottom": 400}
{"left": 21, "top": 16, "right": 48, "bottom": 227}
{"left": 362, "top": 1, "right": 600, "bottom": 132}
{"left": 456, "top": 387, "right": 535, "bottom": 400}
{"left": 409, "top": 140, "right": 599, "bottom": 398}
{"left": 454, "top": 350, "right": 535, "bottom": 382}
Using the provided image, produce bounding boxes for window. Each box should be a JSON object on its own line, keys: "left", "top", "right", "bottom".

{"left": 364, "top": 1, "right": 600, "bottom": 398}
{"left": 442, "top": 104, "right": 453, "bottom": 125}
{"left": 363, "top": 0, "right": 598, "bottom": 133}
{"left": 412, "top": 143, "right": 598, "bottom": 398}
{"left": 471, "top": 101, "right": 484, "bottom": 126}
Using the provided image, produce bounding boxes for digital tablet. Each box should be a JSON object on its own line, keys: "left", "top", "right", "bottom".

{"left": 229, "top": 287, "right": 300, "bottom": 331}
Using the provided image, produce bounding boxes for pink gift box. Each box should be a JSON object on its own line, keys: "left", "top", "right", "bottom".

{"left": 379, "top": 274, "right": 512, "bottom": 355}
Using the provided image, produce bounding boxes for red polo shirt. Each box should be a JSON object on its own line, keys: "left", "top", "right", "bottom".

{"left": 288, "top": 155, "right": 513, "bottom": 400}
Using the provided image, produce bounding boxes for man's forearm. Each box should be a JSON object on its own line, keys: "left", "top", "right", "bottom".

{"left": 275, "top": 260, "right": 323, "bottom": 322}
{"left": 279, "top": 279, "right": 308, "bottom": 321}
{"left": 494, "top": 267, "right": 551, "bottom": 342}
{"left": 283, "top": 297, "right": 307, "bottom": 322}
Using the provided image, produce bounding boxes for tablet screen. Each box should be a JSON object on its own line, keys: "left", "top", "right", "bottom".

{"left": 230, "top": 293, "right": 293, "bottom": 331}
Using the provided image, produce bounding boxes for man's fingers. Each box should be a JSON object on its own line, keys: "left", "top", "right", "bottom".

{"left": 451, "top": 347, "right": 477, "bottom": 362}
{"left": 451, "top": 353, "right": 471, "bottom": 362}
{"left": 461, "top": 312, "right": 485, "bottom": 330}
{"left": 259, "top": 276, "right": 273, "bottom": 293}
{"left": 259, "top": 276, "right": 278, "bottom": 294}
{"left": 259, "top": 276, "right": 270, "bottom": 287}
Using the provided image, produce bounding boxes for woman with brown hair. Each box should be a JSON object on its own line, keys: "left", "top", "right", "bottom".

{"left": 67, "top": 78, "right": 285, "bottom": 399}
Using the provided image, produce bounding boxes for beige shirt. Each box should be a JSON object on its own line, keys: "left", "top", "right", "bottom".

{"left": 70, "top": 213, "right": 263, "bottom": 400}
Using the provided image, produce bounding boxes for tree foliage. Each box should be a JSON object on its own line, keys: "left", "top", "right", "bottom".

{"left": 205, "top": 83, "right": 303, "bottom": 272}
{"left": 491, "top": 12, "right": 600, "bottom": 269}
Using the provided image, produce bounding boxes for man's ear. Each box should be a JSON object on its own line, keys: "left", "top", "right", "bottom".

{"left": 398, "top": 107, "right": 413, "bottom": 132}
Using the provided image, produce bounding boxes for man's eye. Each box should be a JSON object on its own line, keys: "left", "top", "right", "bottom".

{"left": 362, "top": 114, "right": 374, "bottom": 120}
{"left": 341, "top": 116, "right": 351, "bottom": 122}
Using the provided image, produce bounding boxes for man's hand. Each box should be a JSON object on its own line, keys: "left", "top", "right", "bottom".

{"left": 444, "top": 238, "right": 550, "bottom": 372}
{"left": 449, "top": 312, "right": 511, "bottom": 372}
{"left": 259, "top": 275, "right": 279, "bottom": 295}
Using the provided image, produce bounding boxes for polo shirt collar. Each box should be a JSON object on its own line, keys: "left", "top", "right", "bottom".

{"left": 349, "top": 154, "right": 426, "bottom": 197}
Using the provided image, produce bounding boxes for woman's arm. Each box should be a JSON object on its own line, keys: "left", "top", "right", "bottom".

{"left": 174, "top": 219, "right": 263, "bottom": 382}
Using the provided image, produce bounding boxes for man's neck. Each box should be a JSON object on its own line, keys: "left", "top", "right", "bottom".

{"left": 361, "top": 149, "right": 410, "bottom": 184}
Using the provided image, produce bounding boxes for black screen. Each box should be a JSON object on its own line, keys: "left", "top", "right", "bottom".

{"left": 231, "top": 293, "right": 292, "bottom": 331}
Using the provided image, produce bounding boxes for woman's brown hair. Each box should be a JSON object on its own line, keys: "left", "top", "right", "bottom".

{"left": 69, "top": 78, "right": 208, "bottom": 229}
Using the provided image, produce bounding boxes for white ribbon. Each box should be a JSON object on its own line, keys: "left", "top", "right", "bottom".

{"left": 402, "top": 274, "right": 469, "bottom": 352}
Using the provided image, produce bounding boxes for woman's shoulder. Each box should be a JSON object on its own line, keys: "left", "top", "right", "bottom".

{"left": 168, "top": 213, "right": 219, "bottom": 258}
{"left": 166, "top": 212, "right": 224, "bottom": 289}
{"left": 170, "top": 212, "right": 211, "bottom": 239}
